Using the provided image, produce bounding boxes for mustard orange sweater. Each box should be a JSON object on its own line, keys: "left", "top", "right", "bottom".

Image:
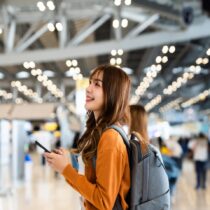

{"left": 62, "top": 128, "right": 130, "bottom": 210}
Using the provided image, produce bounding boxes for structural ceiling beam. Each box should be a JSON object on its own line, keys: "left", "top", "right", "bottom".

{"left": 0, "top": 18, "right": 210, "bottom": 66}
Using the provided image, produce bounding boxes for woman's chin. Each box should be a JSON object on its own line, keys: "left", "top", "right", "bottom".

{"left": 85, "top": 104, "right": 91, "bottom": 110}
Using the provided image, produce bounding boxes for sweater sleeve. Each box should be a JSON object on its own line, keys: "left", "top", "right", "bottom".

{"left": 62, "top": 129, "right": 126, "bottom": 210}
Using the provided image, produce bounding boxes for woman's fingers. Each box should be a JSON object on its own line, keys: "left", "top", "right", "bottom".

{"left": 44, "top": 149, "right": 70, "bottom": 173}
{"left": 52, "top": 149, "right": 62, "bottom": 154}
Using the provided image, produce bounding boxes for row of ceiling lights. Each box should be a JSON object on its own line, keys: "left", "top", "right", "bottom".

{"left": 159, "top": 98, "right": 183, "bottom": 113}
{"left": 163, "top": 67, "right": 198, "bottom": 95}
{"left": 112, "top": 19, "right": 128, "bottom": 29}
{"left": 47, "top": 22, "right": 63, "bottom": 32}
{"left": 31, "top": 69, "right": 63, "bottom": 98}
{"left": 161, "top": 48, "right": 210, "bottom": 102}
{"left": 11, "top": 81, "right": 42, "bottom": 103}
{"left": 181, "top": 88, "right": 210, "bottom": 108}
{"left": 114, "top": 0, "right": 132, "bottom": 6}
{"left": 0, "top": 90, "right": 12, "bottom": 100}
{"left": 146, "top": 47, "right": 210, "bottom": 112}
{"left": 36, "top": 1, "right": 131, "bottom": 32}
{"left": 0, "top": 89, "right": 37, "bottom": 104}
{"left": 110, "top": 49, "right": 124, "bottom": 66}
{"left": 112, "top": 0, "right": 132, "bottom": 29}
{"left": 37, "top": 1, "right": 55, "bottom": 12}
{"left": 65, "top": 59, "right": 83, "bottom": 80}
{"left": 145, "top": 95, "right": 162, "bottom": 111}
{"left": 135, "top": 64, "right": 162, "bottom": 96}
{"left": 131, "top": 45, "right": 176, "bottom": 104}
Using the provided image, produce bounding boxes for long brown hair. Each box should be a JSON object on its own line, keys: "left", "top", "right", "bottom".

{"left": 130, "top": 104, "right": 149, "bottom": 154}
{"left": 76, "top": 65, "right": 131, "bottom": 163}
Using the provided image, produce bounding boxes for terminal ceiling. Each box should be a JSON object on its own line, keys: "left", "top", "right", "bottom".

{"left": 0, "top": 0, "right": 210, "bottom": 116}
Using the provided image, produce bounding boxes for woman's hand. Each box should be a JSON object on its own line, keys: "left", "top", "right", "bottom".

{"left": 44, "top": 148, "right": 70, "bottom": 173}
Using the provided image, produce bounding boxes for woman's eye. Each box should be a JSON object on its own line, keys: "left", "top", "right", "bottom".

{"left": 95, "top": 82, "right": 102, "bottom": 87}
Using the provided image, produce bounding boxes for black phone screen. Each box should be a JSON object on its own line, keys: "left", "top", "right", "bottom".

{"left": 35, "top": 141, "right": 50, "bottom": 153}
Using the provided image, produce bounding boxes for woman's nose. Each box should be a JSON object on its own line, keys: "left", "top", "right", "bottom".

{"left": 86, "top": 84, "right": 92, "bottom": 92}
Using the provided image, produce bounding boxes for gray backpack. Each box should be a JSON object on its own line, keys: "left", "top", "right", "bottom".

{"left": 108, "top": 125, "right": 170, "bottom": 210}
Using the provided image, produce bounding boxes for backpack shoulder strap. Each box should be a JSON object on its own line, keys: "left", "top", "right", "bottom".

{"left": 107, "top": 125, "right": 130, "bottom": 149}
{"left": 92, "top": 125, "right": 130, "bottom": 169}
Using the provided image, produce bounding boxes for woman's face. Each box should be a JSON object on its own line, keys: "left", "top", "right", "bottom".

{"left": 85, "top": 71, "right": 104, "bottom": 120}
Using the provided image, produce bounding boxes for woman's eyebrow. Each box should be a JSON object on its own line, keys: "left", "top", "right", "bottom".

{"left": 91, "top": 78, "right": 103, "bottom": 83}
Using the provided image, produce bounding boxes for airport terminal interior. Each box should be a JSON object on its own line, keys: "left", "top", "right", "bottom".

{"left": 0, "top": 0, "right": 210, "bottom": 210}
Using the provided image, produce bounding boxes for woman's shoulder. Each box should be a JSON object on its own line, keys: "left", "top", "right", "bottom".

{"left": 98, "top": 128, "right": 126, "bottom": 151}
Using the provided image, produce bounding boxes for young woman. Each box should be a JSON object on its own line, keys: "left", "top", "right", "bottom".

{"left": 44, "top": 65, "right": 131, "bottom": 210}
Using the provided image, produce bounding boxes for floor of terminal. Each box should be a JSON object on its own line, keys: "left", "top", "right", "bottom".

{"left": 0, "top": 154, "right": 210, "bottom": 210}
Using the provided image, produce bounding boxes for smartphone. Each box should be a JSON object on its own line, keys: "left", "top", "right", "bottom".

{"left": 35, "top": 141, "right": 51, "bottom": 153}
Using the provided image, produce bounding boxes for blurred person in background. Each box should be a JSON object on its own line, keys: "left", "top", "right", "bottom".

{"left": 165, "top": 136, "right": 183, "bottom": 170}
{"left": 149, "top": 134, "right": 181, "bottom": 199}
{"left": 129, "top": 104, "right": 150, "bottom": 144}
{"left": 188, "top": 132, "right": 209, "bottom": 190}
{"left": 162, "top": 136, "right": 183, "bottom": 199}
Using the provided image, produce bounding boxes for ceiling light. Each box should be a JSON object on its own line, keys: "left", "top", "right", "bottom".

{"left": 203, "top": 58, "right": 209, "bottom": 65}
{"left": 47, "top": 1, "right": 55, "bottom": 10}
{"left": 16, "top": 71, "right": 30, "bottom": 79}
{"left": 77, "top": 74, "right": 83, "bottom": 80}
{"left": 156, "top": 64, "right": 162, "bottom": 72}
{"left": 125, "top": 0, "right": 132, "bottom": 6}
{"left": 112, "top": 19, "right": 120, "bottom": 28}
{"left": 15, "top": 98, "right": 23, "bottom": 104}
{"left": 36, "top": 69, "right": 42, "bottom": 75}
{"left": 122, "top": 67, "right": 133, "bottom": 75}
{"left": 37, "top": 1, "right": 46, "bottom": 11}
{"left": 118, "top": 49, "right": 123, "bottom": 55}
{"left": 43, "top": 81, "right": 48, "bottom": 86}
{"left": 151, "top": 71, "right": 157, "bottom": 78}
{"left": 15, "top": 81, "right": 21, "bottom": 87}
{"left": 23, "top": 61, "right": 30, "bottom": 69}
{"left": 195, "top": 66, "right": 201, "bottom": 74}
{"left": 155, "top": 56, "right": 162, "bottom": 63}
{"left": 146, "top": 71, "right": 152, "bottom": 77}
{"left": 43, "top": 70, "right": 55, "bottom": 77}
{"left": 65, "top": 70, "right": 74, "bottom": 77}
{"left": 163, "top": 89, "right": 168, "bottom": 94}
{"left": 196, "top": 57, "right": 202, "bottom": 65}
{"left": 162, "top": 45, "right": 168, "bottom": 54}
{"left": 114, "top": 0, "right": 121, "bottom": 6}
{"left": 72, "top": 59, "right": 78, "bottom": 66}
{"left": 29, "top": 61, "right": 35, "bottom": 68}
{"left": 0, "top": 72, "right": 4, "bottom": 79}
{"left": 121, "top": 19, "right": 128, "bottom": 28}
{"left": 66, "top": 60, "right": 72, "bottom": 67}
{"left": 110, "top": 58, "right": 116, "bottom": 65}
{"left": 151, "top": 65, "right": 156, "bottom": 71}
{"left": 116, "top": 57, "right": 122, "bottom": 65}
{"left": 162, "top": 56, "right": 168, "bottom": 63}
{"left": 55, "top": 22, "right": 63, "bottom": 31}
{"left": 47, "top": 80, "right": 53, "bottom": 86}
{"left": 37, "top": 75, "right": 44, "bottom": 82}
{"left": 148, "top": 77, "right": 153, "bottom": 83}
{"left": 47, "top": 23, "right": 55, "bottom": 32}
{"left": 42, "top": 74, "right": 48, "bottom": 82}
{"left": 169, "top": 46, "right": 176, "bottom": 53}
{"left": 75, "top": 67, "right": 81, "bottom": 74}
{"left": 111, "top": 50, "right": 117, "bottom": 56}
{"left": 206, "top": 48, "right": 210, "bottom": 56}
